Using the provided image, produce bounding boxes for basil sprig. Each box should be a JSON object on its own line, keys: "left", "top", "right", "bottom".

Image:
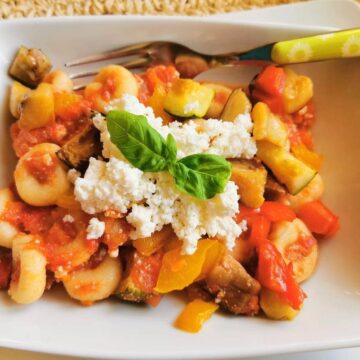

{"left": 107, "top": 110, "right": 231, "bottom": 200}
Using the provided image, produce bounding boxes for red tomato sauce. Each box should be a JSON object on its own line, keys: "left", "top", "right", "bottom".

{"left": 24, "top": 151, "right": 58, "bottom": 184}
{"left": 137, "top": 65, "right": 179, "bottom": 104}
{"left": 0, "top": 248, "right": 12, "bottom": 289}
{"left": 11, "top": 96, "right": 91, "bottom": 157}
{"left": 131, "top": 251, "right": 163, "bottom": 293}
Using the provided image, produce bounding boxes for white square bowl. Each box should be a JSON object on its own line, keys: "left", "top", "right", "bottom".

{"left": 0, "top": 16, "right": 359, "bottom": 359}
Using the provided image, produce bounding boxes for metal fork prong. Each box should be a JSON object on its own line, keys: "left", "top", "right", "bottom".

{"left": 65, "top": 42, "right": 153, "bottom": 67}
{"left": 69, "top": 57, "right": 151, "bottom": 80}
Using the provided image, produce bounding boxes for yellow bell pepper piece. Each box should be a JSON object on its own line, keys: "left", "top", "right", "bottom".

{"left": 291, "top": 143, "right": 323, "bottom": 171}
{"left": 147, "top": 85, "right": 173, "bottom": 125}
{"left": 175, "top": 299, "right": 219, "bottom": 333}
{"left": 283, "top": 68, "right": 313, "bottom": 114}
{"left": 155, "top": 239, "right": 225, "bottom": 293}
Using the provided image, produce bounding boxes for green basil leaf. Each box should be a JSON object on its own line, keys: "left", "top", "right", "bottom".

{"left": 107, "top": 110, "right": 169, "bottom": 172}
{"left": 166, "top": 134, "right": 177, "bottom": 165}
{"left": 168, "top": 154, "right": 231, "bottom": 200}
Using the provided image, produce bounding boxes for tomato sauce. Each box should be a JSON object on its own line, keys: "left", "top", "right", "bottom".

{"left": 11, "top": 94, "right": 91, "bottom": 157}
{"left": 0, "top": 248, "right": 12, "bottom": 289}
{"left": 131, "top": 251, "right": 163, "bottom": 293}
{"left": 285, "top": 235, "right": 316, "bottom": 261}
{"left": 103, "top": 217, "right": 131, "bottom": 251}
{"left": 24, "top": 151, "right": 58, "bottom": 184}
{"left": 137, "top": 65, "right": 179, "bottom": 104}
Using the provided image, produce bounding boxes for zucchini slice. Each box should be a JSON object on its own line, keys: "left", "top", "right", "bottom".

{"left": 220, "top": 88, "right": 252, "bottom": 122}
{"left": 256, "top": 141, "right": 317, "bottom": 195}
{"left": 116, "top": 249, "right": 162, "bottom": 303}
{"left": 163, "top": 79, "right": 214, "bottom": 118}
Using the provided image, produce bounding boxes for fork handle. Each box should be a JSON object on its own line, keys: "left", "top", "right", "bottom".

{"left": 238, "top": 28, "right": 360, "bottom": 64}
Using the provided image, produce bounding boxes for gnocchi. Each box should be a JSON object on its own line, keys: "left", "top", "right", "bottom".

{"left": 0, "top": 188, "right": 20, "bottom": 248}
{"left": 286, "top": 174, "right": 324, "bottom": 212}
{"left": 63, "top": 255, "right": 122, "bottom": 304}
{"left": 45, "top": 211, "right": 100, "bottom": 274}
{"left": 260, "top": 288, "right": 299, "bottom": 320}
{"left": 18, "top": 82, "right": 55, "bottom": 130}
{"left": 9, "top": 81, "right": 31, "bottom": 118}
{"left": 9, "top": 233, "right": 47, "bottom": 304}
{"left": 269, "top": 218, "right": 318, "bottom": 283}
{"left": 14, "top": 143, "right": 71, "bottom": 206}
{"left": 43, "top": 70, "right": 73, "bottom": 93}
{"left": 84, "top": 65, "right": 138, "bottom": 112}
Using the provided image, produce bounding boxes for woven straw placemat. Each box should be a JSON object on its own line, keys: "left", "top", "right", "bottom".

{"left": 0, "top": 0, "right": 303, "bottom": 19}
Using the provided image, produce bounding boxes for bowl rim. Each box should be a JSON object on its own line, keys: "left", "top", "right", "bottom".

{"left": 0, "top": 15, "right": 357, "bottom": 360}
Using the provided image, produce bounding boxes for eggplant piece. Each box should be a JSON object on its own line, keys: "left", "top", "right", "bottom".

{"left": 9, "top": 46, "right": 52, "bottom": 88}
{"left": 204, "top": 254, "right": 261, "bottom": 316}
{"left": 264, "top": 174, "right": 287, "bottom": 201}
{"left": 175, "top": 53, "right": 209, "bottom": 79}
{"left": 56, "top": 121, "right": 102, "bottom": 172}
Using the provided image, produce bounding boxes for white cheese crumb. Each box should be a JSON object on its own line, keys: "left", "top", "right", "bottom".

{"left": 108, "top": 249, "right": 119, "bottom": 258}
{"left": 62, "top": 214, "right": 75, "bottom": 223}
{"left": 183, "top": 100, "right": 200, "bottom": 113}
{"left": 86, "top": 218, "right": 105, "bottom": 240}
{"left": 55, "top": 266, "right": 68, "bottom": 278}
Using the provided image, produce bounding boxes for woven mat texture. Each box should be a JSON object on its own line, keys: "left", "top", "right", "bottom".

{"left": 0, "top": 0, "right": 304, "bottom": 19}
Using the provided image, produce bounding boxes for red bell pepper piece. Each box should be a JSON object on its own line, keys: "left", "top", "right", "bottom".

{"left": 252, "top": 66, "right": 287, "bottom": 114}
{"left": 257, "top": 241, "right": 306, "bottom": 310}
{"left": 235, "top": 204, "right": 257, "bottom": 223}
{"left": 255, "top": 66, "right": 286, "bottom": 97}
{"left": 297, "top": 200, "right": 340, "bottom": 237}
{"left": 260, "top": 201, "right": 296, "bottom": 222}
{"left": 249, "top": 215, "right": 271, "bottom": 246}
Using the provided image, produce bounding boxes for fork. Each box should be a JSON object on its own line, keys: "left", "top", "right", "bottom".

{"left": 66, "top": 28, "right": 360, "bottom": 87}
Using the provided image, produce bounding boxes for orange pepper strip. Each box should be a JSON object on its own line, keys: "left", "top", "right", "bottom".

{"left": 175, "top": 299, "right": 219, "bottom": 333}
{"left": 147, "top": 85, "right": 173, "bottom": 125}
{"left": 155, "top": 239, "right": 224, "bottom": 293}
{"left": 291, "top": 143, "right": 323, "bottom": 171}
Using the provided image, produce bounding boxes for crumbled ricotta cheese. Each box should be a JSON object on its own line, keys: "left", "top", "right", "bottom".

{"left": 108, "top": 249, "right": 119, "bottom": 258}
{"left": 74, "top": 158, "right": 243, "bottom": 254}
{"left": 94, "top": 94, "right": 257, "bottom": 160}
{"left": 76, "top": 94, "right": 257, "bottom": 254}
{"left": 62, "top": 214, "right": 75, "bottom": 223}
{"left": 86, "top": 217, "right": 105, "bottom": 240}
{"left": 74, "top": 157, "right": 155, "bottom": 214}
